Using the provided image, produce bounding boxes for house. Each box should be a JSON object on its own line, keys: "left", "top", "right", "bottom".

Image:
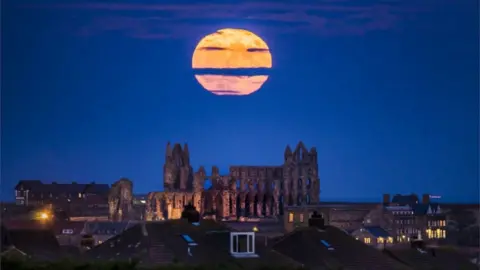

{"left": 14, "top": 180, "right": 109, "bottom": 207}
{"left": 365, "top": 193, "right": 448, "bottom": 244}
{"left": 83, "top": 221, "right": 137, "bottom": 245}
{"left": 283, "top": 205, "right": 330, "bottom": 233}
{"left": 351, "top": 226, "right": 394, "bottom": 249}
{"left": 273, "top": 215, "right": 408, "bottom": 270}
{"left": 52, "top": 221, "right": 87, "bottom": 246}
{"left": 87, "top": 219, "right": 300, "bottom": 268}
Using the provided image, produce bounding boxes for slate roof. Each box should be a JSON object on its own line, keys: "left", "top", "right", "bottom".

{"left": 83, "top": 183, "right": 110, "bottom": 194}
{"left": 364, "top": 226, "right": 391, "bottom": 238}
{"left": 412, "top": 203, "right": 442, "bottom": 216}
{"left": 273, "top": 226, "right": 410, "bottom": 270}
{"left": 84, "top": 221, "right": 135, "bottom": 235}
{"left": 391, "top": 194, "right": 419, "bottom": 205}
{"left": 5, "top": 227, "right": 62, "bottom": 261}
{"left": 87, "top": 220, "right": 300, "bottom": 268}
{"left": 52, "top": 221, "right": 86, "bottom": 235}
{"left": 86, "top": 224, "right": 148, "bottom": 262}
{"left": 3, "top": 220, "right": 51, "bottom": 230}
{"left": 385, "top": 247, "right": 478, "bottom": 270}
{"left": 15, "top": 180, "right": 109, "bottom": 195}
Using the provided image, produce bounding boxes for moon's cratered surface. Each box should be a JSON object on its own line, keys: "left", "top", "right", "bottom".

{"left": 192, "top": 28, "right": 272, "bottom": 96}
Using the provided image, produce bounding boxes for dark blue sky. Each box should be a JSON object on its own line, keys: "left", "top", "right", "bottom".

{"left": 2, "top": 0, "right": 478, "bottom": 202}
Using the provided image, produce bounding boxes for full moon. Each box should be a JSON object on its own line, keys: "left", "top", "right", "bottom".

{"left": 192, "top": 28, "right": 272, "bottom": 96}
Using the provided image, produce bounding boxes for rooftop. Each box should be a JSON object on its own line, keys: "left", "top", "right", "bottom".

{"left": 385, "top": 246, "right": 478, "bottom": 270}
{"left": 87, "top": 219, "right": 299, "bottom": 268}
{"left": 272, "top": 226, "right": 409, "bottom": 270}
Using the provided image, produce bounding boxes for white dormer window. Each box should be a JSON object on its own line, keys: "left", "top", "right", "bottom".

{"left": 230, "top": 232, "right": 258, "bottom": 258}
{"left": 62, "top": 229, "right": 74, "bottom": 234}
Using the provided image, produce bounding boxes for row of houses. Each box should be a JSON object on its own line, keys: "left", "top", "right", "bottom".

{"left": 283, "top": 193, "right": 479, "bottom": 250}
{"left": 2, "top": 215, "right": 477, "bottom": 269}
{"left": 2, "top": 219, "right": 138, "bottom": 248}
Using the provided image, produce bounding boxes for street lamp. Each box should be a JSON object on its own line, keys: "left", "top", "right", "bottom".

{"left": 40, "top": 212, "right": 49, "bottom": 219}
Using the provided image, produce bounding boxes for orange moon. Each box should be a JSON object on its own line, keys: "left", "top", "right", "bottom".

{"left": 192, "top": 28, "right": 272, "bottom": 96}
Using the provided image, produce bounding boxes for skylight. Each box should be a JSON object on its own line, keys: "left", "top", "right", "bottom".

{"left": 192, "top": 222, "right": 200, "bottom": 226}
{"left": 320, "top": 240, "right": 334, "bottom": 251}
{"left": 181, "top": 234, "right": 198, "bottom": 246}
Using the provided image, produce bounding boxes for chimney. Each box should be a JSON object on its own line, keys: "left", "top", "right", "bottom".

{"left": 308, "top": 211, "right": 325, "bottom": 230}
{"left": 422, "top": 194, "right": 430, "bottom": 204}
{"left": 383, "top": 194, "right": 390, "bottom": 205}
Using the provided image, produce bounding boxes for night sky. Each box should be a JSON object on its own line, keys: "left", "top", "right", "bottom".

{"left": 2, "top": 0, "right": 478, "bottom": 203}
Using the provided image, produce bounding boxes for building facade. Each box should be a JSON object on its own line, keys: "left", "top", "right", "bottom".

{"left": 363, "top": 193, "right": 447, "bottom": 244}
{"left": 14, "top": 180, "right": 109, "bottom": 208}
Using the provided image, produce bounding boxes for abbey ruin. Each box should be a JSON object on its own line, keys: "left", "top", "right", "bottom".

{"left": 142, "top": 141, "right": 320, "bottom": 220}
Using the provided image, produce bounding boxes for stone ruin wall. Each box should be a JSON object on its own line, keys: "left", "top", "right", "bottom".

{"left": 142, "top": 141, "right": 321, "bottom": 221}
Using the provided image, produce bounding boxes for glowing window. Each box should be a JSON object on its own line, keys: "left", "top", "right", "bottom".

{"left": 288, "top": 212, "right": 294, "bottom": 223}
{"left": 377, "top": 237, "right": 384, "bottom": 244}
{"left": 299, "top": 214, "right": 304, "bottom": 223}
{"left": 364, "top": 237, "right": 371, "bottom": 244}
{"left": 387, "top": 237, "right": 393, "bottom": 243}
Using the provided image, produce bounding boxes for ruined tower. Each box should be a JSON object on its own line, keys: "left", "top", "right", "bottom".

{"left": 163, "top": 142, "right": 193, "bottom": 191}
{"left": 283, "top": 141, "right": 320, "bottom": 206}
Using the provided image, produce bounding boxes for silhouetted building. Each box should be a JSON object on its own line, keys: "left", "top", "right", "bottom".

{"left": 14, "top": 180, "right": 109, "bottom": 207}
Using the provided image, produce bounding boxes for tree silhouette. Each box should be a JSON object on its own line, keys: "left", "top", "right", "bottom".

{"left": 181, "top": 203, "right": 200, "bottom": 223}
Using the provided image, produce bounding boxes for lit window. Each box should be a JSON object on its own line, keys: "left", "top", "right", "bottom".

{"left": 426, "top": 229, "right": 433, "bottom": 239}
{"left": 78, "top": 193, "right": 82, "bottom": 198}
{"left": 387, "top": 237, "right": 393, "bottom": 243}
{"left": 377, "top": 237, "right": 384, "bottom": 244}
{"left": 299, "top": 214, "right": 304, "bottom": 223}
{"left": 98, "top": 240, "right": 103, "bottom": 244}
{"left": 288, "top": 212, "right": 294, "bottom": 223}
{"left": 364, "top": 237, "right": 371, "bottom": 244}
